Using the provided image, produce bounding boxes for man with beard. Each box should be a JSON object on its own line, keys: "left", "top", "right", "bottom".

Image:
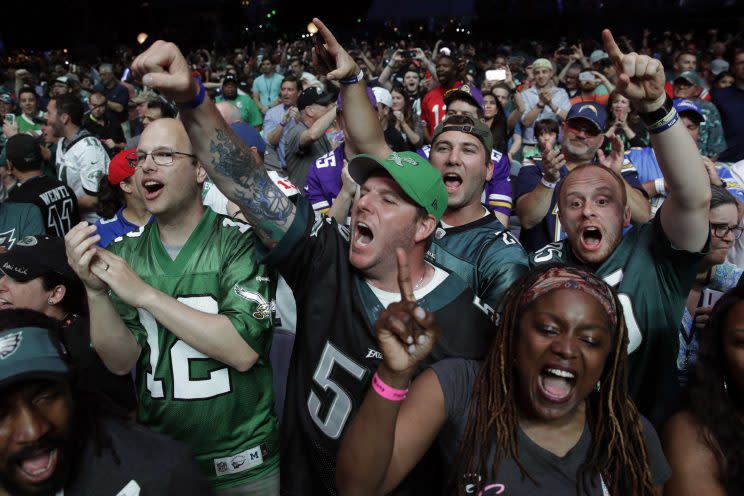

{"left": 0, "top": 309, "right": 211, "bottom": 495}
{"left": 215, "top": 75, "right": 262, "bottom": 129}
{"left": 420, "top": 45, "right": 481, "bottom": 140}
{"left": 529, "top": 31, "right": 711, "bottom": 426}
{"left": 515, "top": 101, "right": 651, "bottom": 252}
{"left": 47, "top": 94, "right": 110, "bottom": 223}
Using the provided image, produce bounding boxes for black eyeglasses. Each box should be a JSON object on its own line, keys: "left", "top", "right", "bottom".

{"left": 128, "top": 149, "right": 197, "bottom": 167}
{"left": 711, "top": 223, "right": 744, "bottom": 240}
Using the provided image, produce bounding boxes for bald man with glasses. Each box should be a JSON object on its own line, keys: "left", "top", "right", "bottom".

{"left": 65, "top": 117, "right": 282, "bottom": 495}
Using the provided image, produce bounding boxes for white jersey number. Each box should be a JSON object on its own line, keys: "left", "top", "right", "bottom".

{"left": 308, "top": 341, "right": 367, "bottom": 439}
{"left": 139, "top": 295, "right": 231, "bottom": 400}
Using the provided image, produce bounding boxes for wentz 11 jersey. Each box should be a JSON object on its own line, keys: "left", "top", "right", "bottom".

{"left": 529, "top": 214, "right": 706, "bottom": 424}
{"left": 108, "top": 208, "right": 279, "bottom": 490}
{"left": 262, "top": 198, "right": 492, "bottom": 495}
{"left": 427, "top": 212, "right": 529, "bottom": 320}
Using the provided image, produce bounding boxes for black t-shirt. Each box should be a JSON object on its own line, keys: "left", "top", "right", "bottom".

{"left": 432, "top": 358, "right": 671, "bottom": 495}
{"left": 64, "top": 418, "right": 212, "bottom": 495}
{"left": 7, "top": 175, "right": 80, "bottom": 237}
{"left": 82, "top": 114, "right": 125, "bottom": 158}
{"left": 261, "top": 198, "right": 492, "bottom": 496}
{"left": 62, "top": 314, "right": 137, "bottom": 413}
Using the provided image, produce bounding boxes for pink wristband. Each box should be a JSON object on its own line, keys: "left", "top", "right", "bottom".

{"left": 372, "top": 372, "right": 409, "bottom": 401}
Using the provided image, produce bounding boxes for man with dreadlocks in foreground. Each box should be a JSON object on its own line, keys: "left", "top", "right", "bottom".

{"left": 337, "top": 259, "right": 670, "bottom": 495}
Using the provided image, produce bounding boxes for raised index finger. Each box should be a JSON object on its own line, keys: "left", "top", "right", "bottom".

{"left": 312, "top": 18, "right": 339, "bottom": 49}
{"left": 396, "top": 247, "right": 416, "bottom": 303}
{"left": 602, "top": 29, "right": 624, "bottom": 67}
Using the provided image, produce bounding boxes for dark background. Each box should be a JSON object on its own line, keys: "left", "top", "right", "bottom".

{"left": 1, "top": 0, "right": 743, "bottom": 57}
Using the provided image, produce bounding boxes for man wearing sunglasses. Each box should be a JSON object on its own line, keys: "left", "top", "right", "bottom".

{"left": 82, "top": 91, "right": 126, "bottom": 158}
{"left": 515, "top": 101, "right": 651, "bottom": 251}
{"left": 64, "top": 117, "right": 281, "bottom": 494}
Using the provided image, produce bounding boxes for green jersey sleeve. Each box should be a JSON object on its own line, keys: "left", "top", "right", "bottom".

{"left": 217, "top": 218, "right": 276, "bottom": 357}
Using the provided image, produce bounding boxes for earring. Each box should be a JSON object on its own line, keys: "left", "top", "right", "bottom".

{"left": 723, "top": 377, "right": 728, "bottom": 394}
{"left": 47, "top": 298, "right": 54, "bottom": 305}
{"left": 595, "top": 381, "right": 601, "bottom": 392}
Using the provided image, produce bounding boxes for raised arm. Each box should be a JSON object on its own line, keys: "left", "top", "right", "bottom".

{"left": 604, "top": 29, "right": 709, "bottom": 252}
{"left": 312, "top": 18, "right": 392, "bottom": 161}
{"left": 337, "top": 250, "right": 445, "bottom": 495}
{"left": 131, "top": 41, "right": 295, "bottom": 248}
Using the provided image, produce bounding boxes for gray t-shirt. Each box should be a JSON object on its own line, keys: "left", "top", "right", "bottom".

{"left": 283, "top": 121, "right": 332, "bottom": 189}
{"left": 432, "top": 358, "right": 671, "bottom": 495}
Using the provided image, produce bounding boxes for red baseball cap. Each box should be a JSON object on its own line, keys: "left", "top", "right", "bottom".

{"left": 108, "top": 148, "right": 137, "bottom": 185}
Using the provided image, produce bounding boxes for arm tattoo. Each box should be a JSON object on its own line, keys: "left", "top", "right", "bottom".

{"left": 208, "top": 128, "right": 294, "bottom": 245}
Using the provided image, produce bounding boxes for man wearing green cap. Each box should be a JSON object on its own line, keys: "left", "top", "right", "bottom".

{"left": 129, "top": 31, "right": 492, "bottom": 496}
{"left": 672, "top": 71, "right": 727, "bottom": 159}
{"left": 0, "top": 310, "right": 212, "bottom": 495}
{"left": 309, "top": 54, "right": 529, "bottom": 320}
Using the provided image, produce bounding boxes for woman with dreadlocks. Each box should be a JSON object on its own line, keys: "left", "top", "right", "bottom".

{"left": 662, "top": 285, "right": 744, "bottom": 495}
{"left": 337, "top": 259, "right": 669, "bottom": 495}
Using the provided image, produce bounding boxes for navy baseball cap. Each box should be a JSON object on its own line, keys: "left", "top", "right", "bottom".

{"left": 297, "top": 87, "right": 334, "bottom": 111}
{"left": 223, "top": 74, "right": 238, "bottom": 86}
{"left": 673, "top": 98, "right": 705, "bottom": 124}
{"left": 230, "top": 122, "right": 266, "bottom": 157}
{"left": 566, "top": 102, "right": 607, "bottom": 132}
{"left": 0, "top": 326, "right": 69, "bottom": 391}
{"left": 443, "top": 83, "right": 484, "bottom": 111}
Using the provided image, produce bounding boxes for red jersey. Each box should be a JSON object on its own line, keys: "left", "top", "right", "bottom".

{"left": 421, "top": 81, "right": 463, "bottom": 136}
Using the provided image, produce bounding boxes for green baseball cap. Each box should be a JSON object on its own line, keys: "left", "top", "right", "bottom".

{"left": 674, "top": 71, "right": 703, "bottom": 87}
{"left": 348, "top": 151, "right": 448, "bottom": 221}
{"left": 431, "top": 114, "right": 493, "bottom": 157}
{"left": 0, "top": 326, "right": 69, "bottom": 390}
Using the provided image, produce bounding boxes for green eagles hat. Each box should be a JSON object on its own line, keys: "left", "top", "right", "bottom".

{"left": 674, "top": 71, "right": 703, "bottom": 87}
{"left": 431, "top": 114, "right": 494, "bottom": 157}
{"left": 348, "top": 151, "right": 448, "bottom": 221}
{"left": 0, "top": 326, "right": 69, "bottom": 390}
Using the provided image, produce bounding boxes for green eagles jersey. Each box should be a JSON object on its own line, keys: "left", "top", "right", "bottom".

{"left": 0, "top": 202, "right": 45, "bottom": 249}
{"left": 529, "top": 215, "right": 705, "bottom": 423}
{"left": 108, "top": 208, "right": 279, "bottom": 489}
{"left": 427, "top": 213, "right": 530, "bottom": 321}
{"left": 215, "top": 94, "right": 263, "bottom": 128}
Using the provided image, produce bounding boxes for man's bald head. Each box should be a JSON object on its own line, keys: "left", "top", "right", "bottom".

{"left": 139, "top": 118, "right": 193, "bottom": 155}
{"left": 215, "top": 102, "right": 242, "bottom": 125}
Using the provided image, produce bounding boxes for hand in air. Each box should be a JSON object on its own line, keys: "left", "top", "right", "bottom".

{"left": 309, "top": 18, "right": 360, "bottom": 82}
{"left": 374, "top": 249, "right": 440, "bottom": 376}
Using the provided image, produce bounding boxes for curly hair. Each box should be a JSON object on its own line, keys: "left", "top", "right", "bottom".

{"left": 453, "top": 265, "right": 656, "bottom": 495}
{"left": 688, "top": 285, "right": 744, "bottom": 494}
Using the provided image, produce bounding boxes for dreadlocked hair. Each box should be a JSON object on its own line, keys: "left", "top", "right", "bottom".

{"left": 452, "top": 264, "right": 656, "bottom": 495}
{"left": 687, "top": 285, "right": 744, "bottom": 494}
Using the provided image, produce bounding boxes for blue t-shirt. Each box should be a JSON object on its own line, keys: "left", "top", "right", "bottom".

{"left": 95, "top": 206, "right": 154, "bottom": 247}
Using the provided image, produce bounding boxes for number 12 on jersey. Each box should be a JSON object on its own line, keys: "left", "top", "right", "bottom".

{"left": 138, "top": 295, "right": 232, "bottom": 400}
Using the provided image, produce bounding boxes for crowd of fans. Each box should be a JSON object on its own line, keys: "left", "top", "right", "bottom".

{"left": 0, "top": 16, "right": 743, "bottom": 496}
